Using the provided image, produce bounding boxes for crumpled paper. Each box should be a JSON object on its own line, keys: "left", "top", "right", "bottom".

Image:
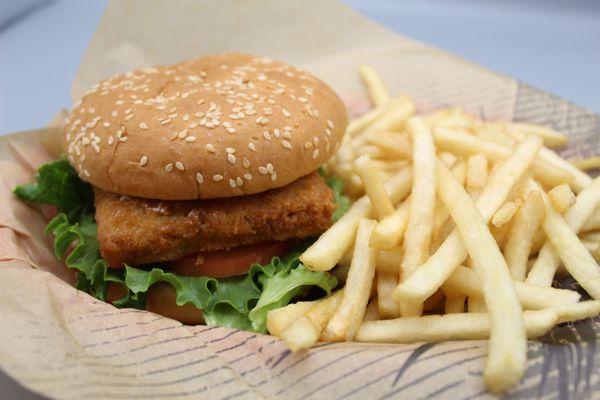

{"left": 1, "top": 0, "right": 599, "bottom": 399}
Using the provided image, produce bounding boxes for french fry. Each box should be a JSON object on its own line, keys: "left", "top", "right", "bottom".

{"left": 548, "top": 183, "right": 576, "bottom": 213}
{"left": 506, "top": 128, "right": 591, "bottom": 192}
{"left": 535, "top": 185, "right": 600, "bottom": 299}
{"left": 354, "top": 155, "right": 395, "bottom": 220}
{"left": 441, "top": 266, "right": 580, "bottom": 309}
{"left": 322, "top": 219, "right": 378, "bottom": 341}
{"left": 375, "top": 247, "right": 403, "bottom": 274}
{"left": 581, "top": 208, "right": 600, "bottom": 232}
{"left": 444, "top": 296, "right": 466, "bottom": 314}
{"left": 301, "top": 166, "right": 412, "bottom": 271}
{"left": 355, "top": 301, "right": 600, "bottom": 344}
{"left": 526, "top": 176, "right": 600, "bottom": 286}
{"left": 370, "top": 199, "right": 410, "bottom": 249}
{"left": 466, "top": 153, "right": 488, "bottom": 195}
{"left": 371, "top": 159, "right": 410, "bottom": 172}
{"left": 363, "top": 298, "right": 380, "bottom": 322}
{"left": 476, "top": 123, "right": 518, "bottom": 147}
{"left": 398, "top": 117, "right": 437, "bottom": 316}
{"left": 503, "top": 190, "right": 545, "bottom": 280}
{"left": 434, "top": 160, "right": 526, "bottom": 393}
{"left": 394, "top": 136, "right": 542, "bottom": 308}
{"left": 506, "top": 122, "right": 568, "bottom": 148}
{"left": 433, "top": 127, "right": 573, "bottom": 189}
{"left": 281, "top": 290, "right": 344, "bottom": 351}
{"left": 359, "top": 65, "right": 390, "bottom": 107}
{"left": 468, "top": 297, "right": 487, "bottom": 313}
{"left": 432, "top": 161, "right": 466, "bottom": 246}
{"left": 377, "top": 272, "right": 401, "bottom": 318}
{"left": 571, "top": 156, "right": 600, "bottom": 171}
{"left": 438, "top": 152, "right": 458, "bottom": 167}
{"left": 346, "top": 98, "right": 404, "bottom": 137}
{"left": 366, "top": 131, "right": 413, "bottom": 159}
{"left": 267, "top": 301, "right": 316, "bottom": 337}
{"left": 491, "top": 200, "right": 520, "bottom": 227}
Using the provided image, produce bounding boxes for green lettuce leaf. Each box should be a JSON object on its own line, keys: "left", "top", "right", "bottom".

{"left": 14, "top": 159, "right": 344, "bottom": 333}
{"left": 14, "top": 158, "right": 93, "bottom": 221}
{"left": 325, "top": 174, "right": 351, "bottom": 222}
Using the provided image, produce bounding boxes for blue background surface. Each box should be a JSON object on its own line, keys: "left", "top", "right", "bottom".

{"left": 0, "top": 0, "right": 598, "bottom": 398}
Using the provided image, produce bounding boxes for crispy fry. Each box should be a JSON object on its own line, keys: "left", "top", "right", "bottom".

{"left": 267, "top": 301, "right": 316, "bottom": 337}
{"left": 441, "top": 266, "right": 580, "bottom": 309}
{"left": 535, "top": 185, "right": 600, "bottom": 299}
{"left": 398, "top": 117, "right": 437, "bottom": 316}
{"left": 354, "top": 155, "right": 395, "bottom": 220}
{"left": 506, "top": 122, "right": 568, "bottom": 148}
{"left": 394, "top": 136, "right": 542, "bottom": 308}
{"left": 322, "top": 219, "right": 378, "bottom": 341}
{"left": 366, "top": 131, "right": 412, "bottom": 159}
{"left": 444, "top": 296, "right": 466, "bottom": 314}
{"left": 370, "top": 199, "right": 410, "bottom": 249}
{"left": 571, "top": 156, "right": 600, "bottom": 171}
{"left": 503, "top": 190, "right": 545, "bottom": 280}
{"left": 359, "top": 65, "right": 390, "bottom": 107}
{"left": 507, "top": 129, "right": 591, "bottom": 192}
{"left": 432, "top": 161, "right": 466, "bottom": 247}
{"left": 491, "top": 200, "right": 520, "bottom": 228}
{"left": 526, "top": 176, "right": 600, "bottom": 286}
{"left": 548, "top": 183, "right": 576, "bottom": 213}
{"left": 434, "top": 160, "right": 526, "bottom": 392}
{"left": 347, "top": 98, "right": 404, "bottom": 137}
{"left": 355, "top": 301, "right": 600, "bottom": 344}
{"left": 301, "top": 166, "right": 412, "bottom": 271}
{"left": 433, "top": 127, "right": 573, "bottom": 189}
{"left": 377, "top": 272, "right": 401, "bottom": 318}
{"left": 281, "top": 290, "right": 344, "bottom": 351}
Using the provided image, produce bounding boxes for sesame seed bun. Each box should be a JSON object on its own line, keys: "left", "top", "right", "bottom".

{"left": 63, "top": 53, "right": 347, "bottom": 200}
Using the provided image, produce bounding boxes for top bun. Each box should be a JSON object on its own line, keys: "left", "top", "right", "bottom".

{"left": 63, "top": 53, "right": 347, "bottom": 200}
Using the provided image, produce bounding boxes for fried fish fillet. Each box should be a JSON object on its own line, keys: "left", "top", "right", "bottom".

{"left": 95, "top": 172, "right": 335, "bottom": 268}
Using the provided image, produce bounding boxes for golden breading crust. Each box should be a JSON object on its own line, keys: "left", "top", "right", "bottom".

{"left": 95, "top": 172, "right": 335, "bottom": 267}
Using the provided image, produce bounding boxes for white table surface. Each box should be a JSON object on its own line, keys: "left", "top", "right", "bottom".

{"left": 0, "top": 0, "right": 598, "bottom": 398}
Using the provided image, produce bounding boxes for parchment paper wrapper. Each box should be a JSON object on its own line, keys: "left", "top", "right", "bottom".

{"left": 1, "top": 1, "right": 599, "bottom": 398}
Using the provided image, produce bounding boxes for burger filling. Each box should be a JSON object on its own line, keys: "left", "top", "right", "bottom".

{"left": 14, "top": 159, "right": 349, "bottom": 332}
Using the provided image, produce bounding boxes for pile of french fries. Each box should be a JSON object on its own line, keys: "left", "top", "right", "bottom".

{"left": 266, "top": 65, "right": 600, "bottom": 393}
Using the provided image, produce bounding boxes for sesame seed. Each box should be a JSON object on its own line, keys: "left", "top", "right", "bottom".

{"left": 226, "top": 147, "right": 236, "bottom": 154}
{"left": 298, "top": 97, "right": 308, "bottom": 103}
{"left": 213, "top": 174, "right": 223, "bottom": 182}
{"left": 103, "top": 121, "right": 111, "bottom": 128}
{"left": 327, "top": 120, "right": 334, "bottom": 129}
{"left": 139, "top": 156, "right": 148, "bottom": 166}
{"left": 284, "top": 126, "right": 292, "bottom": 131}
{"left": 119, "top": 136, "right": 128, "bottom": 142}
{"left": 271, "top": 173, "right": 277, "bottom": 181}
{"left": 273, "top": 128, "right": 281, "bottom": 138}
{"left": 206, "top": 144, "right": 216, "bottom": 153}
{"left": 282, "top": 140, "right": 292, "bottom": 149}
{"left": 283, "top": 131, "right": 292, "bottom": 139}
{"left": 258, "top": 166, "right": 268, "bottom": 175}
{"left": 263, "top": 131, "right": 272, "bottom": 140}
{"left": 196, "top": 173, "right": 204, "bottom": 184}
{"left": 108, "top": 136, "right": 114, "bottom": 145}
{"left": 325, "top": 128, "right": 332, "bottom": 136}
{"left": 248, "top": 143, "right": 257, "bottom": 152}
{"left": 160, "top": 119, "right": 171, "bottom": 125}
{"left": 175, "top": 161, "right": 184, "bottom": 170}
{"left": 312, "top": 149, "right": 320, "bottom": 159}
{"left": 88, "top": 107, "right": 96, "bottom": 113}
{"left": 194, "top": 111, "right": 204, "bottom": 117}
{"left": 178, "top": 129, "right": 188, "bottom": 139}
{"left": 185, "top": 136, "right": 197, "bottom": 142}
{"left": 244, "top": 173, "right": 253, "bottom": 181}
{"left": 229, "top": 179, "right": 236, "bottom": 188}
{"left": 125, "top": 108, "right": 133, "bottom": 114}
{"left": 139, "top": 122, "right": 148, "bottom": 130}
{"left": 282, "top": 108, "right": 291, "bottom": 117}
{"left": 242, "top": 157, "right": 250, "bottom": 168}
{"left": 165, "top": 163, "right": 174, "bottom": 172}
{"left": 313, "top": 137, "right": 320, "bottom": 146}
{"left": 266, "top": 163, "right": 274, "bottom": 173}
{"left": 227, "top": 154, "right": 236, "bottom": 164}
{"left": 236, "top": 177, "right": 243, "bottom": 186}
{"left": 226, "top": 127, "right": 236, "bottom": 134}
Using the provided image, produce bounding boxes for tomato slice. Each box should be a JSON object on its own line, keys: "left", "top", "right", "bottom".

{"left": 169, "top": 241, "right": 290, "bottom": 278}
